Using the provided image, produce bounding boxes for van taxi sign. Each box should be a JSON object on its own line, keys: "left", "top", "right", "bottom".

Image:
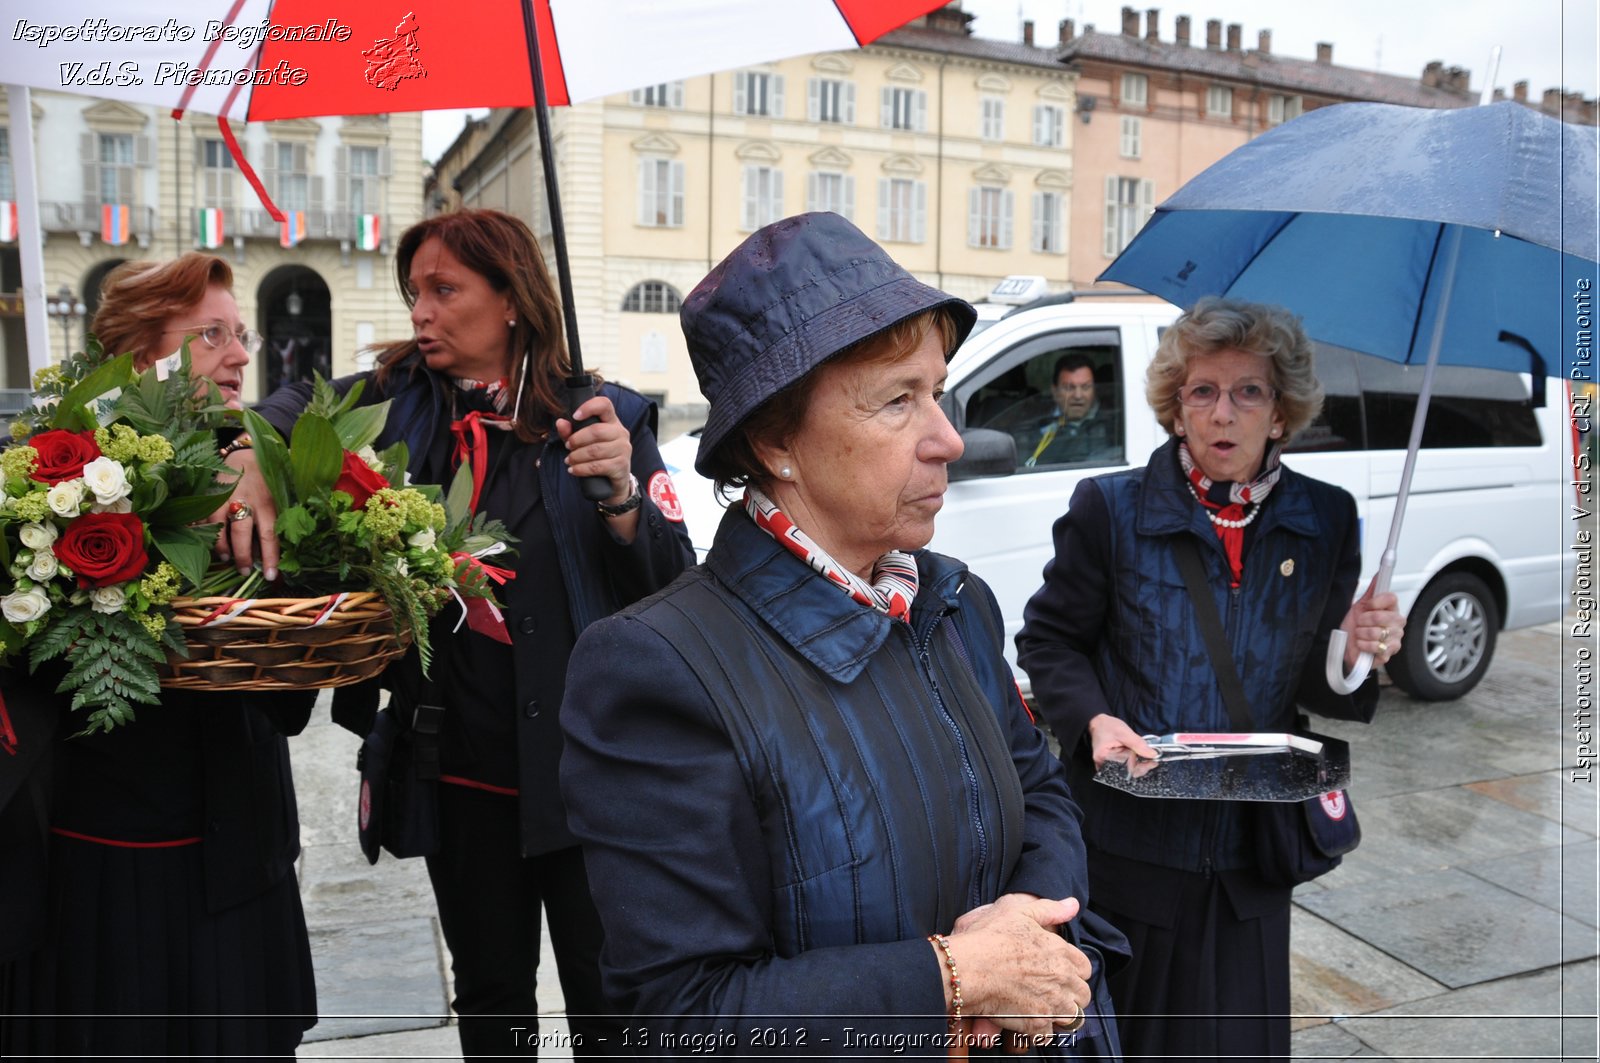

{"left": 986, "top": 275, "right": 1049, "bottom": 305}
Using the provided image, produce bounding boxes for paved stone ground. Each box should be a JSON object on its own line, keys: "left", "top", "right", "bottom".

{"left": 294, "top": 621, "right": 1599, "bottom": 1060}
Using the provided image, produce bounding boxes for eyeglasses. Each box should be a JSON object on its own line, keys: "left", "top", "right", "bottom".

{"left": 1177, "top": 381, "right": 1277, "bottom": 409}
{"left": 164, "top": 323, "right": 263, "bottom": 356}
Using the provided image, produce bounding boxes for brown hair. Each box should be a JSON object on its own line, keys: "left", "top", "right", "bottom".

{"left": 91, "top": 253, "right": 234, "bottom": 367}
{"left": 704, "top": 308, "right": 962, "bottom": 497}
{"left": 375, "top": 209, "right": 574, "bottom": 441}
{"left": 1145, "top": 296, "right": 1324, "bottom": 441}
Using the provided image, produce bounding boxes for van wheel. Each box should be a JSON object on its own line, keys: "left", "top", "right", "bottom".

{"left": 1385, "top": 572, "right": 1499, "bottom": 701}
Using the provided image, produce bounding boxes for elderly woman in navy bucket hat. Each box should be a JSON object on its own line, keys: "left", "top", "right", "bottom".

{"left": 560, "top": 213, "right": 1128, "bottom": 1057}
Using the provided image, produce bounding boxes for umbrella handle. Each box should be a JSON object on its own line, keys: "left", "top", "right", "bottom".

{"left": 1324, "top": 633, "right": 1371, "bottom": 694}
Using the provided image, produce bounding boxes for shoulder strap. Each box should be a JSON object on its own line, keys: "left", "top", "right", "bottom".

{"left": 1172, "top": 536, "right": 1254, "bottom": 731}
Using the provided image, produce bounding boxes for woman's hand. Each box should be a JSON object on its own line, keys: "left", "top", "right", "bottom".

{"left": 1339, "top": 576, "right": 1405, "bottom": 670}
{"left": 556, "top": 395, "right": 640, "bottom": 540}
{"left": 938, "top": 895, "right": 1092, "bottom": 1042}
{"left": 1086, "top": 713, "right": 1158, "bottom": 769}
{"left": 211, "top": 449, "right": 279, "bottom": 581}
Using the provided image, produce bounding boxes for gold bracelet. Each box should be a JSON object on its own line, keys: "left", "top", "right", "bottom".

{"left": 928, "top": 933, "right": 962, "bottom": 1029}
{"left": 218, "top": 433, "right": 253, "bottom": 459}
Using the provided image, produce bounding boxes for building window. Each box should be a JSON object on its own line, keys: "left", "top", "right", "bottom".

{"left": 198, "top": 137, "right": 234, "bottom": 208}
{"left": 630, "top": 82, "right": 684, "bottom": 108}
{"left": 968, "top": 186, "right": 1013, "bottom": 250}
{"left": 881, "top": 87, "right": 926, "bottom": 131}
{"left": 1207, "top": 84, "right": 1233, "bottom": 118}
{"left": 1103, "top": 175, "right": 1154, "bottom": 256}
{"left": 0, "top": 128, "right": 13, "bottom": 202}
{"left": 637, "top": 158, "right": 685, "bottom": 227}
{"left": 273, "top": 141, "right": 310, "bottom": 212}
{"left": 1031, "top": 191, "right": 1064, "bottom": 253}
{"left": 806, "top": 171, "right": 855, "bottom": 219}
{"left": 735, "top": 71, "right": 784, "bottom": 117}
{"left": 980, "top": 96, "right": 1005, "bottom": 141}
{"left": 622, "top": 280, "right": 683, "bottom": 314}
{"left": 1120, "top": 72, "right": 1148, "bottom": 107}
{"left": 1119, "top": 116, "right": 1142, "bottom": 158}
{"left": 877, "top": 177, "right": 926, "bottom": 243}
{"left": 1268, "top": 94, "right": 1303, "bottom": 125}
{"left": 98, "top": 133, "right": 135, "bottom": 205}
{"left": 1032, "top": 104, "right": 1064, "bottom": 147}
{"left": 347, "top": 145, "right": 381, "bottom": 216}
{"left": 808, "top": 78, "right": 855, "bottom": 123}
{"left": 741, "top": 165, "right": 783, "bottom": 231}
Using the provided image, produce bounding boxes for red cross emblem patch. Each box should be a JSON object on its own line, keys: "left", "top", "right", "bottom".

{"left": 648, "top": 470, "right": 684, "bottom": 523}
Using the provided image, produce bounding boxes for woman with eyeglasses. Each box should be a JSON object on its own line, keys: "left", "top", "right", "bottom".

{"left": 1, "top": 253, "right": 318, "bottom": 1058}
{"left": 1015, "top": 298, "right": 1406, "bottom": 1062}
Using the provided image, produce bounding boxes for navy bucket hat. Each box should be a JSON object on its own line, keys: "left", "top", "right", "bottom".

{"left": 681, "top": 212, "right": 977, "bottom": 477}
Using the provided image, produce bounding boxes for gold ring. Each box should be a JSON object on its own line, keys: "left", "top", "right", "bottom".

{"left": 1380, "top": 626, "right": 1390, "bottom": 641}
{"left": 1057, "top": 1001, "right": 1086, "bottom": 1033}
{"left": 227, "top": 500, "right": 253, "bottom": 523}
{"left": 1378, "top": 640, "right": 1389, "bottom": 657}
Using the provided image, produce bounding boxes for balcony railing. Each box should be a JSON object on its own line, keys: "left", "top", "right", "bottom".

{"left": 40, "top": 202, "right": 158, "bottom": 245}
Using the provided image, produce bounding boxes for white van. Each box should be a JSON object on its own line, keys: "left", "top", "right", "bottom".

{"left": 657, "top": 284, "right": 1575, "bottom": 702}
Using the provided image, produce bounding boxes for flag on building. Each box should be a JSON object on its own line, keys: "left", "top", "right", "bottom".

{"left": 357, "top": 213, "right": 381, "bottom": 252}
{"left": 198, "top": 207, "right": 225, "bottom": 249}
{"left": 101, "top": 203, "right": 130, "bottom": 246}
{"left": 280, "top": 211, "right": 306, "bottom": 248}
{"left": 0, "top": 201, "right": 16, "bottom": 243}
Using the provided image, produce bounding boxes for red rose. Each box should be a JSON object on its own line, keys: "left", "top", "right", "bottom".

{"left": 54, "top": 511, "right": 148, "bottom": 588}
{"left": 333, "top": 451, "right": 390, "bottom": 510}
{"left": 29, "top": 429, "right": 102, "bottom": 485}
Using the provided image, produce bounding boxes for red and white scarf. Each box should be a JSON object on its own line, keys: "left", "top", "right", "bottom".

{"left": 1178, "top": 440, "right": 1284, "bottom": 587}
{"left": 743, "top": 488, "right": 918, "bottom": 623}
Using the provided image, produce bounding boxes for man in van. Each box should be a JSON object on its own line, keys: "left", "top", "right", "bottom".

{"left": 1021, "top": 353, "right": 1119, "bottom": 466}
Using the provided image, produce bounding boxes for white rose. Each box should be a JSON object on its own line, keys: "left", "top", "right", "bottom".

{"left": 9, "top": 552, "right": 30, "bottom": 580}
{"left": 90, "top": 497, "right": 134, "bottom": 514}
{"left": 407, "top": 528, "right": 436, "bottom": 551}
{"left": 392, "top": 557, "right": 410, "bottom": 577}
{"left": 1, "top": 585, "right": 51, "bottom": 623}
{"left": 18, "top": 522, "right": 57, "bottom": 550}
{"left": 80, "top": 456, "right": 132, "bottom": 506}
{"left": 25, "top": 548, "right": 57, "bottom": 582}
{"left": 46, "top": 479, "right": 85, "bottom": 517}
{"left": 358, "top": 446, "right": 384, "bottom": 472}
{"left": 88, "top": 585, "right": 126, "bottom": 614}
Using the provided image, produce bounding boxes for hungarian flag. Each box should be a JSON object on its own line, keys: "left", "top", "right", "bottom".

{"left": 101, "top": 203, "right": 130, "bottom": 246}
{"left": 0, "top": 201, "right": 16, "bottom": 243}
{"left": 197, "top": 207, "right": 225, "bottom": 249}
{"left": 357, "top": 213, "right": 381, "bottom": 252}
{"left": 280, "top": 210, "right": 306, "bottom": 248}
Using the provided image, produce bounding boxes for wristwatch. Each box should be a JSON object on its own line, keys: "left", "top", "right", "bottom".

{"left": 596, "top": 474, "right": 642, "bottom": 517}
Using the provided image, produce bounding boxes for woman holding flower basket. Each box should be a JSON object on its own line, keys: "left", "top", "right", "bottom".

{"left": 0, "top": 253, "right": 319, "bottom": 1058}
{"left": 248, "top": 209, "right": 696, "bottom": 1058}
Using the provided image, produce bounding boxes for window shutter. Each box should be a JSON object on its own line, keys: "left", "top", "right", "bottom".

{"left": 806, "top": 172, "right": 819, "bottom": 212}
{"left": 80, "top": 133, "right": 96, "bottom": 208}
{"left": 1001, "top": 190, "right": 1014, "bottom": 250}
{"left": 117, "top": 166, "right": 134, "bottom": 202}
{"left": 772, "top": 170, "right": 784, "bottom": 223}
{"left": 335, "top": 145, "right": 349, "bottom": 212}
{"left": 967, "top": 187, "right": 980, "bottom": 246}
{"left": 841, "top": 82, "right": 856, "bottom": 124}
{"left": 671, "top": 81, "right": 684, "bottom": 109}
{"left": 742, "top": 167, "right": 757, "bottom": 231}
{"left": 378, "top": 145, "right": 392, "bottom": 177}
{"left": 912, "top": 181, "right": 927, "bottom": 243}
{"left": 807, "top": 78, "right": 820, "bottom": 122}
{"left": 1140, "top": 179, "right": 1155, "bottom": 226}
{"left": 1050, "top": 107, "right": 1062, "bottom": 146}
{"left": 842, "top": 175, "right": 855, "bottom": 220}
{"left": 1103, "top": 176, "right": 1119, "bottom": 256}
{"left": 915, "top": 91, "right": 927, "bottom": 131}
{"left": 310, "top": 174, "right": 324, "bottom": 216}
{"left": 876, "top": 178, "right": 891, "bottom": 239}
{"left": 734, "top": 72, "right": 747, "bottom": 115}
{"left": 1031, "top": 192, "right": 1046, "bottom": 252}
{"left": 1052, "top": 194, "right": 1064, "bottom": 253}
{"left": 263, "top": 144, "right": 279, "bottom": 208}
{"left": 630, "top": 88, "right": 644, "bottom": 105}
{"left": 669, "top": 161, "right": 685, "bottom": 226}
{"left": 772, "top": 75, "right": 785, "bottom": 118}
{"left": 637, "top": 159, "right": 653, "bottom": 225}
{"left": 881, "top": 87, "right": 892, "bottom": 127}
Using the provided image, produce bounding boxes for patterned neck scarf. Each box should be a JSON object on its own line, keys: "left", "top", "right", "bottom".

{"left": 743, "top": 487, "right": 919, "bottom": 624}
{"left": 1177, "top": 440, "right": 1284, "bottom": 587}
{"left": 449, "top": 376, "right": 515, "bottom": 512}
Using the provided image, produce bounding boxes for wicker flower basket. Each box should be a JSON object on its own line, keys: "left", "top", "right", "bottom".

{"left": 158, "top": 591, "right": 411, "bottom": 691}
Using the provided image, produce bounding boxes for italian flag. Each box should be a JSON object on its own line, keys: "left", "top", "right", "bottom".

{"left": 197, "top": 207, "right": 224, "bottom": 249}
{"left": 357, "top": 213, "right": 381, "bottom": 252}
{"left": 0, "top": 201, "right": 15, "bottom": 243}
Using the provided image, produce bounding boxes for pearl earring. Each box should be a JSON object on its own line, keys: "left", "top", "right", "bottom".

{"left": 779, "top": 465, "right": 792, "bottom": 480}
{"left": 1270, "top": 428, "right": 1281, "bottom": 437}
{"left": 507, "top": 319, "right": 516, "bottom": 327}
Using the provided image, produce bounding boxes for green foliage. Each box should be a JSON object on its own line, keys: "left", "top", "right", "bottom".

{"left": 240, "top": 409, "right": 294, "bottom": 514}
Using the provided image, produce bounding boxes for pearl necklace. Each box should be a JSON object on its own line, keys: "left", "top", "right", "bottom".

{"left": 1188, "top": 482, "right": 1260, "bottom": 529}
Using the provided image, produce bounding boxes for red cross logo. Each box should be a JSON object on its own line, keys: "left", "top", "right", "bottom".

{"left": 648, "top": 470, "right": 684, "bottom": 523}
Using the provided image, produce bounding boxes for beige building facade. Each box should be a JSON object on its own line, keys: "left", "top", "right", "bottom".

{"left": 0, "top": 87, "right": 424, "bottom": 405}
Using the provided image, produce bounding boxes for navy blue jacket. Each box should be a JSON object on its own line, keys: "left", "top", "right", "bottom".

{"left": 562, "top": 506, "right": 1125, "bottom": 1051}
{"left": 1017, "top": 438, "right": 1378, "bottom": 872}
{"left": 257, "top": 362, "right": 695, "bottom": 854}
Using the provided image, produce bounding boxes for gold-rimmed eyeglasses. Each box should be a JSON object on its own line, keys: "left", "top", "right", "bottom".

{"left": 163, "top": 323, "right": 263, "bottom": 356}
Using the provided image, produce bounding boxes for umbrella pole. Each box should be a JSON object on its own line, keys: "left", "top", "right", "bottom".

{"left": 1326, "top": 227, "right": 1465, "bottom": 693}
{"left": 7, "top": 85, "right": 50, "bottom": 377}
{"left": 519, "top": 0, "right": 613, "bottom": 502}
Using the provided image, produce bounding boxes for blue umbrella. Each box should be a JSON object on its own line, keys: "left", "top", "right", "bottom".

{"left": 1100, "top": 100, "right": 1599, "bottom": 691}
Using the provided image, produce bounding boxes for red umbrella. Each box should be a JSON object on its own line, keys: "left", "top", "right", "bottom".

{"left": 3, "top": 0, "right": 954, "bottom": 491}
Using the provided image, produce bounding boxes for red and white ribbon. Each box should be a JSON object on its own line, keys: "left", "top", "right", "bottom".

{"left": 197, "top": 598, "right": 258, "bottom": 627}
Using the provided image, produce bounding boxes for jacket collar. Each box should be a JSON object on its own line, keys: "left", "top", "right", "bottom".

{"left": 706, "top": 506, "right": 968, "bottom": 683}
{"left": 1136, "top": 435, "right": 1320, "bottom": 542}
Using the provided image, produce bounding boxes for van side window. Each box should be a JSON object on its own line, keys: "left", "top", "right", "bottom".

{"left": 959, "top": 329, "right": 1125, "bottom": 472}
{"left": 1357, "top": 355, "right": 1542, "bottom": 449}
{"left": 1285, "top": 345, "right": 1361, "bottom": 453}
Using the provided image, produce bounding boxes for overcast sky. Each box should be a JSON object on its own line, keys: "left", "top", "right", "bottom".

{"left": 420, "top": 0, "right": 1596, "bottom": 161}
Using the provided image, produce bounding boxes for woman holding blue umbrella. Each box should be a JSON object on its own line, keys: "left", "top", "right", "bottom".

{"left": 1017, "top": 297, "right": 1405, "bottom": 1061}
